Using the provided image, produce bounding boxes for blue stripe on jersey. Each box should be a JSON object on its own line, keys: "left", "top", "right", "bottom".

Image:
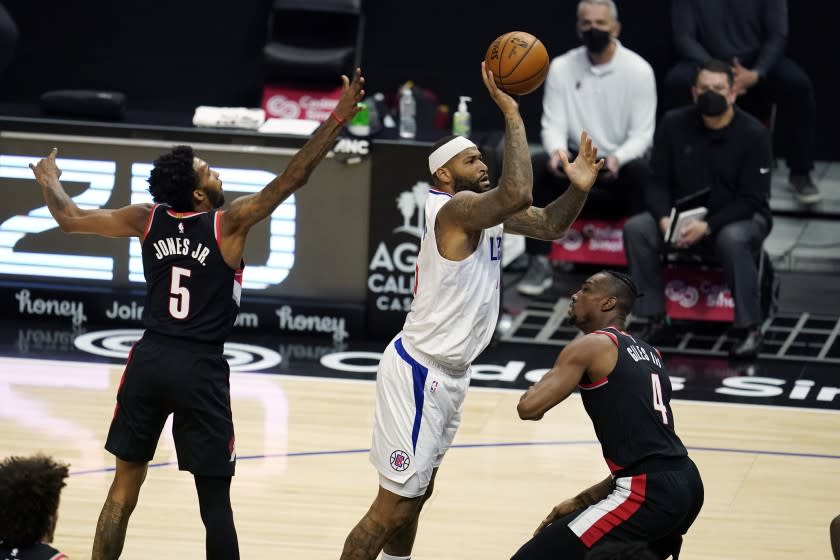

{"left": 428, "top": 189, "right": 452, "bottom": 197}
{"left": 395, "top": 337, "right": 429, "bottom": 453}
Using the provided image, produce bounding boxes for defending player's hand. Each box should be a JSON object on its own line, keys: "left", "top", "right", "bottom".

{"left": 560, "top": 131, "right": 605, "bottom": 194}
{"left": 333, "top": 67, "right": 366, "bottom": 124}
{"left": 533, "top": 497, "right": 580, "bottom": 536}
{"left": 29, "top": 147, "right": 63, "bottom": 187}
{"left": 481, "top": 61, "right": 518, "bottom": 113}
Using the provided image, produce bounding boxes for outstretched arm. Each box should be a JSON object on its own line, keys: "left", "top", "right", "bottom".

{"left": 220, "top": 69, "right": 365, "bottom": 243}
{"left": 532, "top": 475, "right": 613, "bottom": 536}
{"left": 437, "top": 62, "right": 533, "bottom": 233}
{"left": 504, "top": 131, "right": 604, "bottom": 239}
{"left": 30, "top": 148, "right": 150, "bottom": 238}
{"left": 517, "top": 331, "right": 616, "bottom": 420}
{"left": 517, "top": 334, "right": 591, "bottom": 420}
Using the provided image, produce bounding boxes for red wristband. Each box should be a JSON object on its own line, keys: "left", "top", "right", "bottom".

{"left": 330, "top": 111, "right": 345, "bottom": 125}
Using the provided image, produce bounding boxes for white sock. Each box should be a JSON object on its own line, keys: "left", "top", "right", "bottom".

{"left": 381, "top": 554, "right": 411, "bottom": 560}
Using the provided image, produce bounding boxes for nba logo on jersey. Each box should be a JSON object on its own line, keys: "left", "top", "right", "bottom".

{"left": 430, "top": 379, "right": 439, "bottom": 393}
{"left": 178, "top": 223, "right": 184, "bottom": 234}
{"left": 390, "top": 449, "right": 410, "bottom": 472}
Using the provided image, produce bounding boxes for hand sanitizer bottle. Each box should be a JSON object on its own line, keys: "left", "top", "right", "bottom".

{"left": 452, "top": 96, "right": 472, "bottom": 136}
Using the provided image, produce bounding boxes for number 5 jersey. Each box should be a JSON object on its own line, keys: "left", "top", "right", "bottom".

{"left": 141, "top": 204, "right": 243, "bottom": 344}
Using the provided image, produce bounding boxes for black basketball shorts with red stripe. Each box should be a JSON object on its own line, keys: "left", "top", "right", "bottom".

{"left": 511, "top": 457, "right": 703, "bottom": 560}
{"left": 105, "top": 330, "right": 236, "bottom": 477}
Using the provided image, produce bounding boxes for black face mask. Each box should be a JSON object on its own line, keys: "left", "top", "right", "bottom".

{"left": 696, "top": 90, "right": 729, "bottom": 117}
{"left": 581, "top": 28, "right": 611, "bottom": 54}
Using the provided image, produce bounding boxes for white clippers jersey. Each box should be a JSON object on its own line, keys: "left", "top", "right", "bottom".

{"left": 401, "top": 188, "right": 504, "bottom": 370}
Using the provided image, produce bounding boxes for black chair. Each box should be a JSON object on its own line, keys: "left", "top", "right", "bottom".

{"left": 663, "top": 241, "right": 778, "bottom": 323}
{"left": 263, "top": 0, "right": 364, "bottom": 87}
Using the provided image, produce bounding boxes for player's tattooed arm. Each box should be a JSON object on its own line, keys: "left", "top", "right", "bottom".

{"left": 30, "top": 147, "right": 151, "bottom": 237}
{"left": 439, "top": 61, "right": 534, "bottom": 234}
{"left": 503, "top": 187, "right": 589, "bottom": 239}
{"left": 504, "top": 131, "right": 603, "bottom": 239}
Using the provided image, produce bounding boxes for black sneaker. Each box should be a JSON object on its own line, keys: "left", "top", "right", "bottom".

{"left": 790, "top": 174, "right": 822, "bottom": 205}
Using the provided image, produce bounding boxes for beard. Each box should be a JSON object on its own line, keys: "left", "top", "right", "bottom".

{"left": 452, "top": 174, "right": 485, "bottom": 194}
{"left": 205, "top": 188, "right": 225, "bottom": 208}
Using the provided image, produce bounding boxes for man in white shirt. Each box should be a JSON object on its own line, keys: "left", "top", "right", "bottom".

{"left": 518, "top": 0, "right": 657, "bottom": 297}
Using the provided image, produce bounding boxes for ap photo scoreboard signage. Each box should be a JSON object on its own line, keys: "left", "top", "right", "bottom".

{"left": 0, "top": 130, "right": 371, "bottom": 340}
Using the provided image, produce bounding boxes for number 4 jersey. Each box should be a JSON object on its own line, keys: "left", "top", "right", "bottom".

{"left": 579, "top": 327, "right": 688, "bottom": 474}
{"left": 141, "top": 204, "right": 243, "bottom": 344}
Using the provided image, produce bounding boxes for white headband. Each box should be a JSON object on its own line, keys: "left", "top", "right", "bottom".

{"left": 428, "top": 136, "right": 477, "bottom": 175}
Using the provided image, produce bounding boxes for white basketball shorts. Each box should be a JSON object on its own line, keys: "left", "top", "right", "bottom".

{"left": 369, "top": 335, "right": 471, "bottom": 498}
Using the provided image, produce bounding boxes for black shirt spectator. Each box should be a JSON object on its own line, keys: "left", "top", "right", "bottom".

{"left": 624, "top": 60, "right": 772, "bottom": 359}
{"left": 647, "top": 105, "right": 773, "bottom": 236}
{"left": 662, "top": 0, "right": 820, "bottom": 205}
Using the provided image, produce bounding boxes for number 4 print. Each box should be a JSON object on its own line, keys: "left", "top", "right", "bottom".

{"left": 651, "top": 373, "right": 668, "bottom": 425}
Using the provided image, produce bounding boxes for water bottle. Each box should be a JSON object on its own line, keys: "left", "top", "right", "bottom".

{"left": 399, "top": 85, "right": 416, "bottom": 139}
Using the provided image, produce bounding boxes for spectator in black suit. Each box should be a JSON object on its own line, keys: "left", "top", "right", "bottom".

{"left": 662, "top": 0, "right": 820, "bottom": 205}
{"left": 624, "top": 60, "right": 773, "bottom": 359}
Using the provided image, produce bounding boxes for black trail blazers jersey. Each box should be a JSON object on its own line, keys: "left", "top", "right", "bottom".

{"left": 579, "top": 327, "right": 687, "bottom": 474}
{"left": 0, "top": 543, "right": 67, "bottom": 559}
{"left": 141, "top": 205, "right": 243, "bottom": 344}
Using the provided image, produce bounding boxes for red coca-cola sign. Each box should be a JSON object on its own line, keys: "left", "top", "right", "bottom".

{"left": 663, "top": 267, "right": 734, "bottom": 322}
{"left": 550, "top": 218, "right": 628, "bottom": 266}
{"left": 261, "top": 85, "right": 343, "bottom": 121}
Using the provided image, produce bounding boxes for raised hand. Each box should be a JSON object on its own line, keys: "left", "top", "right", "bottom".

{"left": 29, "top": 147, "right": 63, "bottom": 187}
{"left": 333, "top": 67, "right": 366, "bottom": 123}
{"left": 560, "top": 131, "right": 605, "bottom": 193}
{"left": 481, "top": 61, "right": 518, "bottom": 114}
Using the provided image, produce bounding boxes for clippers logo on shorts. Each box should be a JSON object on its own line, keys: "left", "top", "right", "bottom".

{"left": 390, "top": 449, "right": 410, "bottom": 472}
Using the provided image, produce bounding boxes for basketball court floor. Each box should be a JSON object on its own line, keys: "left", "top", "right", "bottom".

{"left": 2, "top": 320, "right": 838, "bottom": 560}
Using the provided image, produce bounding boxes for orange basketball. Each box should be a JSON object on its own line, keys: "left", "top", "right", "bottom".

{"left": 484, "top": 31, "right": 550, "bottom": 96}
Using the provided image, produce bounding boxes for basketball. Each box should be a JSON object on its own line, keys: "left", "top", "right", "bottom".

{"left": 484, "top": 31, "right": 550, "bottom": 96}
